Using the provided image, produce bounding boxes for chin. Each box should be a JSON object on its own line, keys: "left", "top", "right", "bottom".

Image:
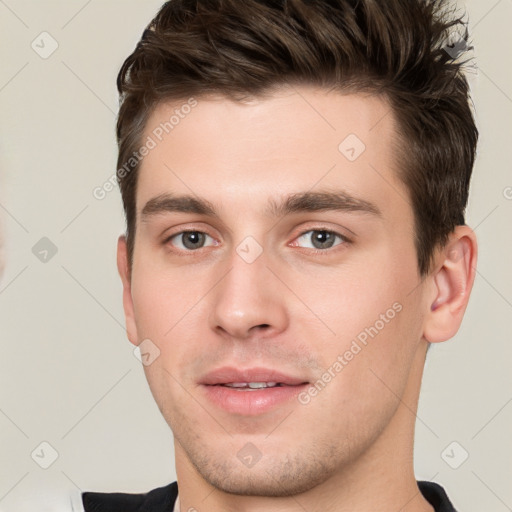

{"left": 186, "top": 443, "right": 339, "bottom": 498}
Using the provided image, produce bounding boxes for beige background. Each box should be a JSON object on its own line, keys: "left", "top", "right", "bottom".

{"left": 0, "top": 1, "right": 511, "bottom": 510}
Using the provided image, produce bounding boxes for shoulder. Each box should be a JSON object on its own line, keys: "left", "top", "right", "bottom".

{"left": 417, "top": 480, "right": 458, "bottom": 512}
{"left": 0, "top": 487, "right": 87, "bottom": 512}
{"left": 81, "top": 481, "right": 178, "bottom": 512}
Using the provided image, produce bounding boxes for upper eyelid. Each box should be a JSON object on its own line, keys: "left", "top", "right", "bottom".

{"left": 165, "top": 229, "right": 216, "bottom": 244}
{"left": 166, "top": 226, "right": 347, "bottom": 238}
{"left": 296, "top": 228, "right": 350, "bottom": 240}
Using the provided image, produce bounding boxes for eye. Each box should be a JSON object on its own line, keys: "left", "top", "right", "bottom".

{"left": 166, "top": 230, "right": 217, "bottom": 251}
{"left": 292, "top": 229, "right": 348, "bottom": 251}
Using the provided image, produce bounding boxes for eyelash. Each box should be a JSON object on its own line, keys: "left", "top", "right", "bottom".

{"left": 292, "top": 229, "right": 351, "bottom": 255}
{"left": 163, "top": 227, "right": 351, "bottom": 256}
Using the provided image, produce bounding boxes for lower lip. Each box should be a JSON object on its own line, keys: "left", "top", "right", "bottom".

{"left": 201, "top": 384, "right": 308, "bottom": 415}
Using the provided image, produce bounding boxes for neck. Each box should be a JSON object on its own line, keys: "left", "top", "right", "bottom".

{"left": 174, "top": 342, "right": 434, "bottom": 512}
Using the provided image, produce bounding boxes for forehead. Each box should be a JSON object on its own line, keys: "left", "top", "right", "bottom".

{"left": 136, "top": 86, "right": 410, "bottom": 223}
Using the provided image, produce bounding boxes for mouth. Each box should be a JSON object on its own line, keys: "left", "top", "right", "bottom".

{"left": 200, "top": 367, "right": 310, "bottom": 415}
{"left": 200, "top": 367, "right": 308, "bottom": 386}
{"left": 216, "top": 381, "right": 302, "bottom": 389}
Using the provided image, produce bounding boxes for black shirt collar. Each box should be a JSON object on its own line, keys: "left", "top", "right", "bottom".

{"left": 82, "top": 479, "right": 457, "bottom": 511}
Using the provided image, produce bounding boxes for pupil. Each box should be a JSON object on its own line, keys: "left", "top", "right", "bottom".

{"left": 183, "top": 232, "right": 204, "bottom": 249}
{"left": 313, "top": 231, "right": 334, "bottom": 249}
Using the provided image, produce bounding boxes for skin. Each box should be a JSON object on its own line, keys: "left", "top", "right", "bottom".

{"left": 117, "top": 85, "right": 477, "bottom": 512}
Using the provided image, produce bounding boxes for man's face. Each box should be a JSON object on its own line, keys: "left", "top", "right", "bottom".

{"left": 120, "top": 86, "right": 431, "bottom": 495}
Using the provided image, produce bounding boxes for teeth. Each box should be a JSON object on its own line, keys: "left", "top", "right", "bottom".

{"left": 223, "top": 382, "right": 279, "bottom": 389}
{"left": 249, "top": 382, "right": 277, "bottom": 389}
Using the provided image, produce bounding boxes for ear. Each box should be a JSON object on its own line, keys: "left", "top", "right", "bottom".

{"left": 423, "top": 225, "right": 478, "bottom": 343}
{"left": 117, "top": 235, "right": 139, "bottom": 346}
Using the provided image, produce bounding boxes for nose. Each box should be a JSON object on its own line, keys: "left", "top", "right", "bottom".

{"left": 208, "top": 243, "right": 289, "bottom": 341}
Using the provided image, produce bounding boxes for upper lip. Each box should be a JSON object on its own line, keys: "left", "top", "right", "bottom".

{"left": 200, "top": 366, "right": 309, "bottom": 386}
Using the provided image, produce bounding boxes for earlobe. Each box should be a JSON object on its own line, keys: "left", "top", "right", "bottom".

{"left": 423, "top": 226, "right": 478, "bottom": 344}
{"left": 116, "top": 235, "right": 139, "bottom": 346}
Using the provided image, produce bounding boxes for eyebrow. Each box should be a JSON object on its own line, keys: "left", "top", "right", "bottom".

{"left": 140, "top": 190, "right": 382, "bottom": 220}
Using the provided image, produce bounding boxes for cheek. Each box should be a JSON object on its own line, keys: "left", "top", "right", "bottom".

{"left": 130, "top": 278, "right": 170, "bottom": 339}
{"left": 288, "top": 258, "right": 407, "bottom": 339}
{"left": 130, "top": 260, "right": 204, "bottom": 340}
{"left": 295, "top": 250, "right": 422, "bottom": 385}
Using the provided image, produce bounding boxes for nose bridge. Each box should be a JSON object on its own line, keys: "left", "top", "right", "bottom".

{"left": 208, "top": 237, "right": 288, "bottom": 339}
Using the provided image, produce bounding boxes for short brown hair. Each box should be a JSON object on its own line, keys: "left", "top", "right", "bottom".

{"left": 116, "top": 0, "right": 478, "bottom": 276}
